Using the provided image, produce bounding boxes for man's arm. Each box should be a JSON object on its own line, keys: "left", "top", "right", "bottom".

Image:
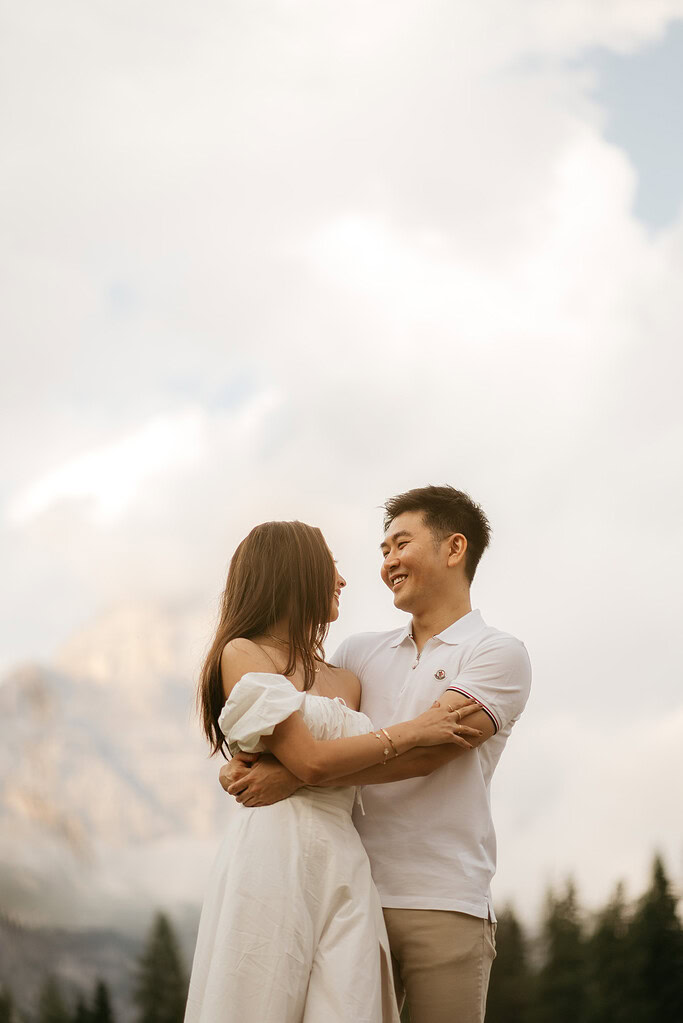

{"left": 219, "top": 753, "right": 304, "bottom": 806}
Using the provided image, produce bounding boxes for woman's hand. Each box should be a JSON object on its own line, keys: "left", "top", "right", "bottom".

{"left": 412, "top": 698, "right": 483, "bottom": 750}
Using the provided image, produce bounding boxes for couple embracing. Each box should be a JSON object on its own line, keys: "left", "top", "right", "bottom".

{"left": 184, "top": 485, "right": 532, "bottom": 1023}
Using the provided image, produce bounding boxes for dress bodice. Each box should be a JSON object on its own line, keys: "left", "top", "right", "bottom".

{"left": 217, "top": 673, "right": 373, "bottom": 816}
{"left": 299, "top": 691, "right": 374, "bottom": 743}
{"left": 218, "top": 671, "right": 373, "bottom": 756}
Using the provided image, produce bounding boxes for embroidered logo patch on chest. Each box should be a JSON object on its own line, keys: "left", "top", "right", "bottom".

{"left": 434, "top": 669, "right": 446, "bottom": 680}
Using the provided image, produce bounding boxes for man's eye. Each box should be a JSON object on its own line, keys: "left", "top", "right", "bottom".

{"left": 398, "top": 542, "right": 407, "bottom": 549}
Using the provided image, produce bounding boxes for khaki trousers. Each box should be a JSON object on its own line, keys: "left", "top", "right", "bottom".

{"left": 383, "top": 908, "right": 496, "bottom": 1023}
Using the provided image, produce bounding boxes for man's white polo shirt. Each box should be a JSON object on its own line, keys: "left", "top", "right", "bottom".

{"left": 332, "top": 610, "right": 531, "bottom": 921}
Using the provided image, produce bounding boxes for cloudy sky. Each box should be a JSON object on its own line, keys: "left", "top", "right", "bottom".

{"left": 3, "top": 0, "right": 683, "bottom": 916}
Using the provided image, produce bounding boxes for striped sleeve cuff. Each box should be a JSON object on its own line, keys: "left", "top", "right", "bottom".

{"left": 446, "top": 686, "right": 501, "bottom": 734}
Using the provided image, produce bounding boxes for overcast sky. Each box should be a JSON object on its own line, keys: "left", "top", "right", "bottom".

{"left": 3, "top": 0, "right": 683, "bottom": 914}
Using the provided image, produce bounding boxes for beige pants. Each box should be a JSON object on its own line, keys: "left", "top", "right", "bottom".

{"left": 383, "top": 908, "right": 496, "bottom": 1023}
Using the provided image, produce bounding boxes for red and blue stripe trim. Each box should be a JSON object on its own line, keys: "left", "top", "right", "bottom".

{"left": 446, "top": 686, "right": 500, "bottom": 734}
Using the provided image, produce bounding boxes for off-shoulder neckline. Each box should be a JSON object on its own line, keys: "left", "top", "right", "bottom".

{"left": 235, "top": 670, "right": 350, "bottom": 704}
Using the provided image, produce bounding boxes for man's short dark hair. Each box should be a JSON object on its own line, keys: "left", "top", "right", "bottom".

{"left": 383, "top": 485, "right": 491, "bottom": 583}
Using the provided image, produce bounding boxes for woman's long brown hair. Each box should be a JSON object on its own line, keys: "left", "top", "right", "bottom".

{"left": 197, "top": 520, "right": 336, "bottom": 757}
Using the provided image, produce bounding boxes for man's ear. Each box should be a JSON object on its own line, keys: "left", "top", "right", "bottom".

{"left": 446, "top": 533, "right": 468, "bottom": 568}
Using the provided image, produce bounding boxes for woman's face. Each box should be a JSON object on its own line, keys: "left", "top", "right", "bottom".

{"left": 329, "top": 563, "right": 346, "bottom": 622}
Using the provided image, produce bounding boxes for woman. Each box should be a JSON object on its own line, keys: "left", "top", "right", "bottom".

{"left": 185, "top": 521, "right": 480, "bottom": 1023}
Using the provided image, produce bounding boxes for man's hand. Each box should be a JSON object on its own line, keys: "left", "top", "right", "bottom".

{"left": 219, "top": 752, "right": 303, "bottom": 807}
{"left": 219, "top": 751, "right": 259, "bottom": 793}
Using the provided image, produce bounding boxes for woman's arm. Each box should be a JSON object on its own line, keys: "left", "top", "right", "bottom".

{"left": 221, "top": 642, "right": 476, "bottom": 786}
{"left": 261, "top": 699, "right": 479, "bottom": 784}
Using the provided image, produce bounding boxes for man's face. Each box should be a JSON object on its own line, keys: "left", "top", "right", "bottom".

{"left": 380, "top": 511, "right": 450, "bottom": 613}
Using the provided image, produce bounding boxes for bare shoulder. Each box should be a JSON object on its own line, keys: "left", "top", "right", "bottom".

{"left": 329, "top": 665, "right": 362, "bottom": 711}
{"left": 220, "top": 639, "right": 279, "bottom": 697}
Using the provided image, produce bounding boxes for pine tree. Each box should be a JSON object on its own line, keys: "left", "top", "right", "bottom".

{"left": 627, "top": 854, "right": 683, "bottom": 1022}
{"left": 90, "top": 981, "right": 115, "bottom": 1023}
{"left": 486, "top": 905, "right": 531, "bottom": 1023}
{"left": 585, "top": 882, "right": 635, "bottom": 1023}
{"left": 0, "top": 987, "right": 13, "bottom": 1023}
{"left": 133, "top": 912, "right": 188, "bottom": 1023}
{"left": 73, "top": 994, "right": 91, "bottom": 1023}
{"left": 532, "top": 881, "right": 587, "bottom": 1023}
{"left": 38, "top": 976, "right": 71, "bottom": 1023}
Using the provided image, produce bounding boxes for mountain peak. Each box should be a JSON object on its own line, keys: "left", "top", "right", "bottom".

{"left": 55, "top": 602, "right": 211, "bottom": 699}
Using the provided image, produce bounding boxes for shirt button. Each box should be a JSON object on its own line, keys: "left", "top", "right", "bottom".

{"left": 412, "top": 661, "right": 418, "bottom": 669}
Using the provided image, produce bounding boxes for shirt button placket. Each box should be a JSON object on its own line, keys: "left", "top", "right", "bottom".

{"left": 399, "top": 657, "right": 415, "bottom": 697}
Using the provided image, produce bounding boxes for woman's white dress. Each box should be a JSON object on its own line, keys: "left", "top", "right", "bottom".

{"left": 184, "top": 672, "right": 399, "bottom": 1023}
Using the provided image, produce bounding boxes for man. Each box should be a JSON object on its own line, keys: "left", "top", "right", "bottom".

{"left": 220, "top": 485, "right": 531, "bottom": 1023}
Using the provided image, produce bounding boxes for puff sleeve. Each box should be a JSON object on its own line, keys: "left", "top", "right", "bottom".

{"left": 218, "top": 672, "right": 306, "bottom": 755}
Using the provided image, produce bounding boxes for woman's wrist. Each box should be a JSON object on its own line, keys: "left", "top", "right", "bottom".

{"left": 380, "top": 728, "right": 399, "bottom": 758}
{"left": 371, "top": 730, "right": 393, "bottom": 764}
{"left": 370, "top": 726, "right": 407, "bottom": 764}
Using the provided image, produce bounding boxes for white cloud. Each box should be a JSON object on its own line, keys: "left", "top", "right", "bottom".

{"left": 7, "top": 410, "right": 205, "bottom": 525}
{"left": 2, "top": 0, "right": 683, "bottom": 906}
{"left": 6, "top": 391, "right": 281, "bottom": 527}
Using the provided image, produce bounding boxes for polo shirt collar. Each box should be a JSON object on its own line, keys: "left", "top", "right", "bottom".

{"left": 389, "top": 623, "right": 414, "bottom": 648}
{"left": 436, "top": 609, "right": 485, "bottom": 645}
{"left": 389, "top": 609, "right": 485, "bottom": 648}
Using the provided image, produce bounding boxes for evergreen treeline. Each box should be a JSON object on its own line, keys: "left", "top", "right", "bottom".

{"left": 0, "top": 989, "right": 14, "bottom": 1023}
{"left": 33, "top": 976, "right": 116, "bottom": 1023}
{"left": 398, "top": 854, "right": 683, "bottom": 1023}
{"left": 11, "top": 860, "right": 682, "bottom": 1023}
{"left": 9, "top": 912, "right": 188, "bottom": 1023}
{"left": 486, "top": 854, "right": 683, "bottom": 1023}
{"left": 132, "top": 913, "right": 187, "bottom": 1023}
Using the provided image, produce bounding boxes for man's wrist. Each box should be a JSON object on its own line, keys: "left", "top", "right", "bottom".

{"left": 285, "top": 767, "right": 305, "bottom": 792}
{"left": 257, "top": 758, "right": 304, "bottom": 793}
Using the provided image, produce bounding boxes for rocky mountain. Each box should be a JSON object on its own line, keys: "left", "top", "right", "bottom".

{"left": 0, "top": 603, "right": 230, "bottom": 935}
